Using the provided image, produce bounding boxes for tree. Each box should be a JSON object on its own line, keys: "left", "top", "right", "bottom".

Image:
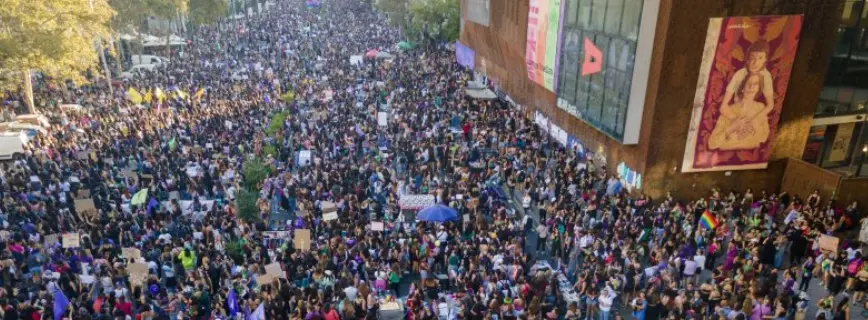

{"left": 242, "top": 157, "right": 270, "bottom": 191}
{"left": 0, "top": 0, "right": 114, "bottom": 91}
{"left": 188, "top": 0, "right": 228, "bottom": 27}
{"left": 375, "top": 0, "right": 459, "bottom": 42}
{"left": 235, "top": 188, "right": 261, "bottom": 223}
{"left": 375, "top": 0, "right": 411, "bottom": 32}
{"left": 408, "top": 0, "right": 459, "bottom": 42}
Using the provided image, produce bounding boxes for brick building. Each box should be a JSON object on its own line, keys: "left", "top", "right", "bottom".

{"left": 459, "top": 0, "right": 868, "bottom": 205}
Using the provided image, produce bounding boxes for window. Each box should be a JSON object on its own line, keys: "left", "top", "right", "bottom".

{"left": 555, "top": 0, "right": 645, "bottom": 141}
{"left": 577, "top": 0, "right": 592, "bottom": 28}
{"left": 604, "top": 0, "right": 624, "bottom": 35}
{"left": 590, "top": 0, "right": 607, "bottom": 31}
{"left": 620, "top": 0, "right": 643, "bottom": 40}
{"left": 566, "top": 0, "right": 580, "bottom": 26}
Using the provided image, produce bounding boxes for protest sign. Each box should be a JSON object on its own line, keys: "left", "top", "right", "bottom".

{"left": 294, "top": 229, "right": 311, "bottom": 250}
{"left": 44, "top": 234, "right": 59, "bottom": 247}
{"left": 370, "top": 221, "right": 384, "bottom": 231}
{"left": 121, "top": 170, "right": 138, "bottom": 179}
{"left": 76, "top": 189, "right": 91, "bottom": 199}
{"left": 256, "top": 274, "right": 276, "bottom": 286}
{"left": 62, "top": 233, "right": 80, "bottom": 248}
{"left": 321, "top": 201, "right": 336, "bottom": 213}
{"left": 323, "top": 212, "right": 338, "bottom": 221}
{"left": 265, "top": 262, "right": 286, "bottom": 278}
{"left": 122, "top": 247, "right": 142, "bottom": 260}
{"left": 80, "top": 275, "right": 96, "bottom": 284}
{"left": 819, "top": 235, "right": 839, "bottom": 253}
{"left": 128, "top": 263, "right": 149, "bottom": 286}
{"left": 74, "top": 198, "right": 97, "bottom": 217}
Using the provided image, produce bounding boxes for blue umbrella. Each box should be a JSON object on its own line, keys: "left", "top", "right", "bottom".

{"left": 416, "top": 204, "right": 458, "bottom": 222}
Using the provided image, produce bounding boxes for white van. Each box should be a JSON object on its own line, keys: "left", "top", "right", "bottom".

{"left": 14, "top": 114, "right": 51, "bottom": 128}
{"left": 0, "top": 131, "right": 29, "bottom": 160}
{"left": 122, "top": 64, "right": 156, "bottom": 79}
{"left": 131, "top": 54, "right": 169, "bottom": 66}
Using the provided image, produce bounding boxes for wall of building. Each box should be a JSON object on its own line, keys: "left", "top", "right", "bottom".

{"left": 459, "top": 0, "right": 653, "bottom": 176}
{"left": 643, "top": 0, "right": 844, "bottom": 199}
{"left": 460, "top": 0, "right": 845, "bottom": 199}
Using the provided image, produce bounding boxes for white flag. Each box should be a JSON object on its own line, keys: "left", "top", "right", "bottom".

{"left": 248, "top": 303, "right": 266, "bottom": 320}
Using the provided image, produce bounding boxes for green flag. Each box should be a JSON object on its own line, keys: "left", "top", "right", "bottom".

{"left": 131, "top": 189, "right": 149, "bottom": 205}
{"left": 168, "top": 137, "right": 177, "bottom": 151}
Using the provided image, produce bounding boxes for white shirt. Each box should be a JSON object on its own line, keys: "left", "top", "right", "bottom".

{"left": 579, "top": 235, "right": 594, "bottom": 248}
{"left": 683, "top": 260, "right": 698, "bottom": 276}
{"left": 537, "top": 225, "right": 549, "bottom": 239}
{"left": 599, "top": 290, "right": 616, "bottom": 312}
{"left": 694, "top": 255, "right": 707, "bottom": 270}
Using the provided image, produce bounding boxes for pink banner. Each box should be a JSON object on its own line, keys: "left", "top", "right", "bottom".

{"left": 682, "top": 15, "right": 803, "bottom": 172}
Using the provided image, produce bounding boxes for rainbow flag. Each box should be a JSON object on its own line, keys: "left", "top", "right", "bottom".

{"left": 700, "top": 210, "right": 718, "bottom": 229}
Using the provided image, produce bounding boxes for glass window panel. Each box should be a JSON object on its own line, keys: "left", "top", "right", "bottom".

{"left": 853, "top": 89, "right": 868, "bottom": 106}
{"left": 562, "top": 79, "right": 577, "bottom": 105}
{"left": 615, "top": 101, "right": 626, "bottom": 137}
{"left": 601, "top": 70, "right": 619, "bottom": 132}
{"left": 604, "top": 0, "right": 624, "bottom": 35}
{"left": 621, "top": 0, "right": 643, "bottom": 41}
{"left": 588, "top": 72, "right": 604, "bottom": 124}
{"left": 590, "top": 0, "right": 607, "bottom": 31}
{"left": 566, "top": 0, "right": 579, "bottom": 26}
{"left": 562, "top": 30, "right": 582, "bottom": 74}
{"left": 608, "top": 38, "right": 627, "bottom": 71}
{"left": 576, "top": 78, "right": 591, "bottom": 116}
{"left": 577, "top": 0, "right": 592, "bottom": 28}
{"left": 819, "top": 87, "right": 837, "bottom": 101}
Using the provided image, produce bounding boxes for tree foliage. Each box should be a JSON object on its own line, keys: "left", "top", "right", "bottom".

{"left": 375, "top": 0, "right": 459, "bottom": 42}
{"left": 189, "top": 0, "right": 228, "bottom": 26}
{"left": 242, "top": 157, "right": 270, "bottom": 191}
{"left": 235, "top": 188, "right": 261, "bottom": 223}
{"left": 408, "top": 0, "right": 460, "bottom": 42}
{"left": 0, "top": 0, "right": 114, "bottom": 89}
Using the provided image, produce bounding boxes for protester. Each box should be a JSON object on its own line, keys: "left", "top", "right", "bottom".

{"left": 0, "top": 0, "right": 865, "bottom": 320}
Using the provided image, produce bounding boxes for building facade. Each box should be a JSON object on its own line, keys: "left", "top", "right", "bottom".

{"left": 460, "top": 0, "right": 859, "bottom": 202}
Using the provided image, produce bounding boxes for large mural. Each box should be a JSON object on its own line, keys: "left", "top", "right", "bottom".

{"left": 682, "top": 15, "right": 803, "bottom": 172}
{"left": 525, "top": 0, "right": 564, "bottom": 92}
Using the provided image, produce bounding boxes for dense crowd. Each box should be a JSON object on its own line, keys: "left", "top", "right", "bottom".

{"left": 1, "top": 1, "right": 866, "bottom": 320}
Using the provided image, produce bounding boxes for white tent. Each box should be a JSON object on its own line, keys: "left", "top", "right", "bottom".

{"left": 142, "top": 34, "right": 186, "bottom": 47}
{"left": 466, "top": 88, "right": 497, "bottom": 100}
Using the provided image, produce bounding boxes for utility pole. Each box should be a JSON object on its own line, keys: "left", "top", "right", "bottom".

{"left": 90, "top": 0, "right": 114, "bottom": 100}
{"left": 23, "top": 71, "right": 35, "bottom": 114}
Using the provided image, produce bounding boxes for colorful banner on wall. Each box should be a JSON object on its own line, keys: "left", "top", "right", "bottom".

{"left": 828, "top": 122, "right": 855, "bottom": 162}
{"left": 525, "top": 0, "right": 565, "bottom": 92}
{"left": 682, "top": 15, "right": 803, "bottom": 172}
{"left": 456, "top": 41, "right": 475, "bottom": 69}
{"left": 617, "top": 162, "right": 642, "bottom": 190}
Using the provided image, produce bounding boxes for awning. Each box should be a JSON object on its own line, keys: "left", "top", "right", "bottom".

{"left": 466, "top": 88, "right": 497, "bottom": 100}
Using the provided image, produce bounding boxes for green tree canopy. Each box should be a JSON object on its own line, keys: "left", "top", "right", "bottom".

{"left": 0, "top": 0, "right": 114, "bottom": 89}
{"left": 375, "top": 0, "right": 459, "bottom": 42}
{"left": 235, "top": 188, "right": 261, "bottom": 223}
{"left": 188, "top": 0, "right": 227, "bottom": 27}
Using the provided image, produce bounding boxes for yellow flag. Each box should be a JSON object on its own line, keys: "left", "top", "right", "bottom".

{"left": 195, "top": 88, "right": 205, "bottom": 101}
{"left": 143, "top": 89, "right": 153, "bottom": 103}
{"left": 155, "top": 88, "right": 165, "bottom": 103}
{"left": 126, "top": 88, "right": 143, "bottom": 104}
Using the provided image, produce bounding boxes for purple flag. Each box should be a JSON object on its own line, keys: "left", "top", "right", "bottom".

{"left": 53, "top": 285, "right": 69, "bottom": 320}
{"left": 228, "top": 289, "right": 239, "bottom": 317}
{"left": 456, "top": 41, "right": 475, "bottom": 69}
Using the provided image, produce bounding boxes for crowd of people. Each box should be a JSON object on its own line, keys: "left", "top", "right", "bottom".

{"left": 0, "top": 1, "right": 866, "bottom": 320}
